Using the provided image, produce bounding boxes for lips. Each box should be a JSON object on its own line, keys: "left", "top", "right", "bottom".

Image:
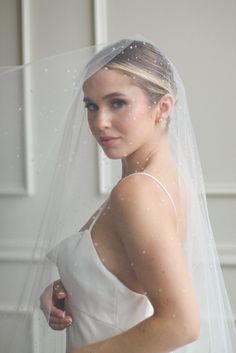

{"left": 99, "top": 136, "right": 119, "bottom": 147}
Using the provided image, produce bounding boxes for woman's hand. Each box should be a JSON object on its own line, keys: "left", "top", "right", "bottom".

{"left": 40, "top": 279, "right": 73, "bottom": 330}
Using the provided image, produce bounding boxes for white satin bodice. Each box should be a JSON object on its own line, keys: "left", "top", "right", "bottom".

{"left": 48, "top": 227, "right": 154, "bottom": 352}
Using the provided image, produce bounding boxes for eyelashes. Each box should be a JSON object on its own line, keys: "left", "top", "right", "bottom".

{"left": 111, "top": 99, "right": 126, "bottom": 109}
{"left": 85, "top": 102, "right": 98, "bottom": 112}
{"left": 85, "top": 99, "right": 127, "bottom": 112}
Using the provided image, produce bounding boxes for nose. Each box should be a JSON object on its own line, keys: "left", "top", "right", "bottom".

{"left": 92, "top": 109, "right": 112, "bottom": 131}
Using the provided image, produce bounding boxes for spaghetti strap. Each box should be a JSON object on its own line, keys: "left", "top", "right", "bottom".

{"left": 89, "top": 172, "right": 177, "bottom": 233}
{"left": 88, "top": 199, "right": 109, "bottom": 233}
{"left": 122, "top": 172, "right": 177, "bottom": 217}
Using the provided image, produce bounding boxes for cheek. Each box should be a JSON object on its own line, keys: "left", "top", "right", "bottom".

{"left": 121, "top": 104, "right": 151, "bottom": 129}
{"left": 114, "top": 111, "right": 136, "bottom": 133}
{"left": 121, "top": 104, "right": 140, "bottom": 123}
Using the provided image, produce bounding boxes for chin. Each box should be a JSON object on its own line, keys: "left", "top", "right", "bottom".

{"left": 101, "top": 148, "right": 127, "bottom": 160}
{"left": 103, "top": 151, "right": 123, "bottom": 160}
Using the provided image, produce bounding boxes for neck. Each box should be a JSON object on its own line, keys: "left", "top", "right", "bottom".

{"left": 121, "top": 134, "right": 172, "bottom": 178}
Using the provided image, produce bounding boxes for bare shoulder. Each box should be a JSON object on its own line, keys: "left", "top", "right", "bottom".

{"left": 110, "top": 175, "right": 177, "bottom": 245}
{"left": 110, "top": 173, "right": 177, "bottom": 233}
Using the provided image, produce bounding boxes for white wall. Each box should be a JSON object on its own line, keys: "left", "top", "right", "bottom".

{"left": 0, "top": 1, "right": 235, "bottom": 352}
{"left": 0, "top": 0, "right": 22, "bottom": 65}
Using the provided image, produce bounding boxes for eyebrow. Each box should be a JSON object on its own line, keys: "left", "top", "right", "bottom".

{"left": 83, "top": 92, "right": 126, "bottom": 103}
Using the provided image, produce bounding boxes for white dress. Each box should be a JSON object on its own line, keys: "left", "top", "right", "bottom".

{"left": 47, "top": 172, "right": 176, "bottom": 353}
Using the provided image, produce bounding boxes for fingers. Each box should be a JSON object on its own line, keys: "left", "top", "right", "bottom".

{"left": 49, "top": 313, "right": 73, "bottom": 331}
{"left": 50, "top": 302, "right": 66, "bottom": 318}
{"left": 53, "top": 280, "right": 67, "bottom": 300}
{"left": 40, "top": 280, "right": 73, "bottom": 330}
{"left": 50, "top": 322, "right": 69, "bottom": 330}
{"left": 44, "top": 304, "right": 73, "bottom": 331}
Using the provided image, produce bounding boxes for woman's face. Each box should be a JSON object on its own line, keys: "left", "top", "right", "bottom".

{"left": 83, "top": 68, "right": 158, "bottom": 159}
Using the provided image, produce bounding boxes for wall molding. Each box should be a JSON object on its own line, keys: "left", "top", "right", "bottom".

{"left": 205, "top": 183, "right": 236, "bottom": 197}
{"left": 98, "top": 148, "right": 113, "bottom": 195}
{"left": 93, "top": 0, "right": 108, "bottom": 45}
{"left": 21, "top": 0, "right": 31, "bottom": 64}
{"left": 21, "top": 0, "right": 34, "bottom": 196}
{"left": 217, "top": 243, "right": 236, "bottom": 266}
{"left": 0, "top": 304, "right": 31, "bottom": 316}
{"left": 0, "top": 240, "right": 44, "bottom": 262}
{"left": 0, "top": 0, "right": 34, "bottom": 197}
{"left": 93, "top": 0, "right": 111, "bottom": 196}
{"left": 98, "top": 156, "right": 236, "bottom": 198}
{"left": 1, "top": 239, "right": 236, "bottom": 266}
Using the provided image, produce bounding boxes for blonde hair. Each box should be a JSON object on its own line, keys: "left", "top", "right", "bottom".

{"left": 85, "top": 40, "right": 177, "bottom": 128}
{"left": 105, "top": 40, "right": 177, "bottom": 106}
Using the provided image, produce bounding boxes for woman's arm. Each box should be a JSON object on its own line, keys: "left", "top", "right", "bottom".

{"left": 71, "top": 176, "right": 200, "bottom": 353}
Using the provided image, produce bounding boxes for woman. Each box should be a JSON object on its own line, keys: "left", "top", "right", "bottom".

{"left": 39, "top": 39, "right": 236, "bottom": 353}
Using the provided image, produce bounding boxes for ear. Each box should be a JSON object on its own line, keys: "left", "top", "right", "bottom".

{"left": 155, "top": 93, "right": 175, "bottom": 123}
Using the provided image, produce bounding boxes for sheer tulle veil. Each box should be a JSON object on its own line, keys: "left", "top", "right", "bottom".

{"left": 1, "top": 36, "right": 236, "bottom": 352}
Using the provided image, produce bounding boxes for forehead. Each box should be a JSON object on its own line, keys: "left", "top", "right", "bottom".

{"left": 83, "top": 68, "right": 134, "bottom": 96}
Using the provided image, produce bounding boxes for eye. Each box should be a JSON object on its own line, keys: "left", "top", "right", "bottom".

{"left": 85, "top": 102, "right": 98, "bottom": 112}
{"left": 111, "top": 99, "right": 126, "bottom": 109}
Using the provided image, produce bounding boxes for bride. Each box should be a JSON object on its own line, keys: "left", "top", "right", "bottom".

{"left": 39, "top": 39, "right": 236, "bottom": 353}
